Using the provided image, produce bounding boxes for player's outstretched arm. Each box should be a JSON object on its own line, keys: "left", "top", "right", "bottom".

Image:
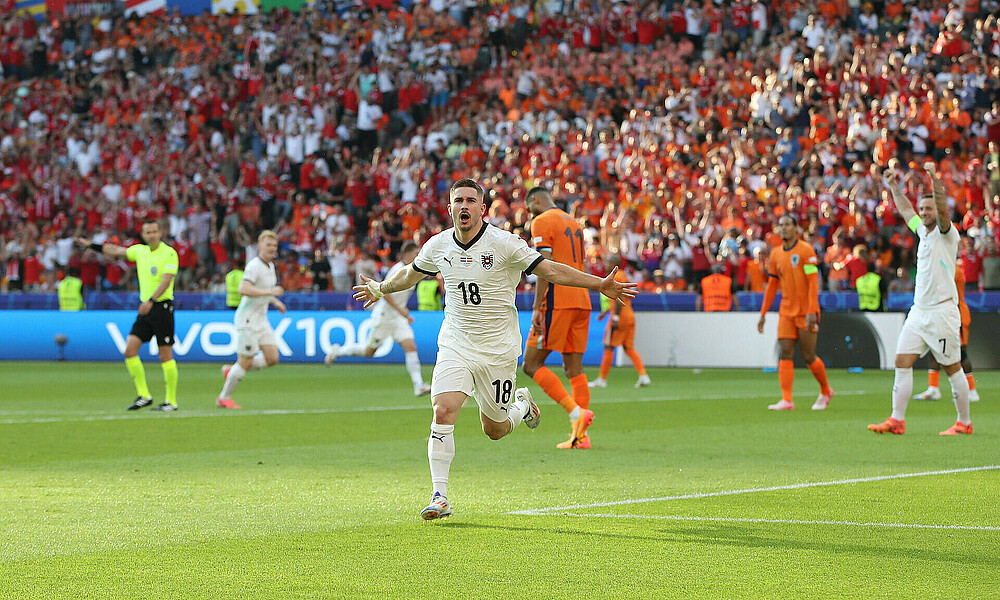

{"left": 532, "top": 261, "right": 637, "bottom": 305}
{"left": 353, "top": 264, "right": 426, "bottom": 309}
{"left": 923, "top": 162, "right": 951, "bottom": 233}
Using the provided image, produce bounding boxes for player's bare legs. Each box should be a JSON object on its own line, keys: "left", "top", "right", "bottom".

{"left": 219, "top": 344, "right": 280, "bottom": 409}
{"left": 797, "top": 326, "right": 833, "bottom": 410}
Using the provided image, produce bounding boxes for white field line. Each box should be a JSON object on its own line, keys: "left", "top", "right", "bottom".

{"left": 0, "top": 389, "right": 868, "bottom": 425}
{"left": 510, "top": 465, "right": 1000, "bottom": 515}
{"left": 553, "top": 513, "right": 1000, "bottom": 532}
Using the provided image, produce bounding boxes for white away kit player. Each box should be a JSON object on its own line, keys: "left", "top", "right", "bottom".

{"left": 353, "top": 178, "right": 638, "bottom": 520}
{"left": 216, "top": 230, "right": 287, "bottom": 409}
{"left": 324, "top": 241, "right": 430, "bottom": 396}
{"left": 868, "top": 162, "right": 972, "bottom": 436}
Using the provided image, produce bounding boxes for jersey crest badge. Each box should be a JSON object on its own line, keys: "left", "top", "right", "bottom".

{"left": 151, "top": 266, "right": 158, "bottom": 276}
{"left": 481, "top": 252, "right": 494, "bottom": 270}
{"left": 790, "top": 254, "right": 800, "bottom": 267}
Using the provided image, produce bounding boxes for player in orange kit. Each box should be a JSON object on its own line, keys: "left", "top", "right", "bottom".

{"left": 757, "top": 214, "right": 834, "bottom": 411}
{"left": 912, "top": 266, "right": 980, "bottom": 403}
{"left": 522, "top": 187, "right": 595, "bottom": 449}
{"left": 589, "top": 253, "right": 650, "bottom": 392}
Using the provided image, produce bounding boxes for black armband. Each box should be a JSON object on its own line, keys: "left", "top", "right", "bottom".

{"left": 90, "top": 243, "right": 104, "bottom": 252}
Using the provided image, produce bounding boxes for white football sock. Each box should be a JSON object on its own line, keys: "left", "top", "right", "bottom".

{"left": 405, "top": 351, "right": 424, "bottom": 387}
{"left": 220, "top": 363, "right": 246, "bottom": 398}
{"left": 249, "top": 354, "right": 267, "bottom": 370}
{"left": 338, "top": 343, "right": 367, "bottom": 357}
{"left": 948, "top": 368, "right": 971, "bottom": 425}
{"left": 507, "top": 395, "right": 530, "bottom": 432}
{"left": 569, "top": 406, "right": 581, "bottom": 422}
{"left": 891, "top": 367, "right": 912, "bottom": 421}
{"left": 428, "top": 423, "right": 455, "bottom": 498}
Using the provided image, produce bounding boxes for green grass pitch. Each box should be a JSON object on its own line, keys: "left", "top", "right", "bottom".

{"left": 1, "top": 361, "right": 998, "bottom": 599}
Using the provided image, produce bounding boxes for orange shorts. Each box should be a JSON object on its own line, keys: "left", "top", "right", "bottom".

{"left": 777, "top": 314, "right": 819, "bottom": 340}
{"left": 603, "top": 318, "right": 635, "bottom": 348}
{"left": 961, "top": 324, "right": 969, "bottom": 347}
{"left": 525, "top": 308, "right": 591, "bottom": 354}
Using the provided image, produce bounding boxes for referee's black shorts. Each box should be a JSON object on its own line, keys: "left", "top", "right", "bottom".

{"left": 129, "top": 300, "right": 175, "bottom": 346}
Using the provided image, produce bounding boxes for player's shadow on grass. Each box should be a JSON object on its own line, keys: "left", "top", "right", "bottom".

{"left": 658, "top": 524, "right": 997, "bottom": 565}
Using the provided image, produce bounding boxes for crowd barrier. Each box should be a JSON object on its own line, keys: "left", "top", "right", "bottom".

{"left": 2, "top": 291, "right": 999, "bottom": 312}
{"left": 1, "top": 310, "right": 995, "bottom": 369}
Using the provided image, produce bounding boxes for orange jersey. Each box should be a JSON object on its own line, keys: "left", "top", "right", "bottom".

{"left": 530, "top": 208, "right": 591, "bottom": 310}
{"left": 769, "top": 240, "right": 820, "bottom": 317}
{"left": 956, "top": 268, "right": 971, "bottom": 328}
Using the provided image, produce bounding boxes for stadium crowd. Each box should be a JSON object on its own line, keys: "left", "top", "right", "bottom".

{"left": 1, "top": 0, "right": 1000, "bottom": 298}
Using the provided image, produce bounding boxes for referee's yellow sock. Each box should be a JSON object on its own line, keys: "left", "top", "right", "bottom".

{"left": 162, "top": 359, "right": 178, "bottom": 406}
{"left": 125, "top": 356, "right": 151, "bottom": 399}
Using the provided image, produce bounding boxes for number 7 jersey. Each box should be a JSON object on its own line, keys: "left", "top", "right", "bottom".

{"left": 530, "top": 207, "right": 592, "bottom": 310}
{"left": 412, "top": 224, "right": 544, "bottom": 361}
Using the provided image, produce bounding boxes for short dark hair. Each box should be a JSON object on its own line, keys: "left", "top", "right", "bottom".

{"left": 449, "top": 178, "right": 484, "bottom": 200}
{"left": 525, "top": 186, "right": 550, "bottom": 202}
{"left": 142, "top": 218, "right": 161, "bottom": 228}
{"left": 778, "top": 213, "right": 797, "bottom": 226}
{"left": 400, "top": 240, "right": 418, "bottom": 255}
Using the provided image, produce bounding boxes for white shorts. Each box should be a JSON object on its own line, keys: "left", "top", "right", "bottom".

{"left": 430, "top": 348, "right": 518, "bottom": 423}
{"left": 896, "top": 303, "right": 961, "bottom": 366}
{"left": 235, "top": 321, "right": 277, "bottom": 357}
{"left": 366, "top": 317, "right": 414, "bottom": 350}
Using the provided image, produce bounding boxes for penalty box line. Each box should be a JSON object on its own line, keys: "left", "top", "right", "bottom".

{"left": 551, "top": 513, "right": 1000, "bottom": 532}
{"left": 510, "top": 465, "right": 1000, "bottom": 515}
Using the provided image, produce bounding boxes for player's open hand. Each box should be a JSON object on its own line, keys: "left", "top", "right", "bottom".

{"left": 599, "top": 266, "right": 638, "bottom": 305}
{"left": 273, "top": 299, "right": 287, "bottom": 314}
{"left": 353, "top": 274, "right": 384, "bottom": 309}
{"left": 805, "top": 313, "right": 818, "bottom": 333}
{"left": 757, "top": 314, "right": 766, "bottom": 334}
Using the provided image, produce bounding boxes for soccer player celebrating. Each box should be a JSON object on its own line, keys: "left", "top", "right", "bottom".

{"left": 324, "top": 241, "right": 431, "bottom": 397}
{"left": 757, "top": 214, "right": 834, "bottom": 411}
{"left": 870, "top": 163, "right": 973, "bottom": 435}
{"left": 589, "top": 253, "right": 650, "bottom": 391}
{"left": 77, "top": 220, "right": 180, "bottom": 411}
{"left": 522, "top": 186, "right": 595, "bottom": 450}
{"left": 216, "top": 230, "right": 287, "bottom": 409}
{"left": 912, "top": 265, "right": 980, "bottom": 403}
{"left": 353, "top": 179, "right": 637, "bottom": 520}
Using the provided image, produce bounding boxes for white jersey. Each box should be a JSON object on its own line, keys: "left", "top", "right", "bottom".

{"left": 912, "top": 221, "right": 959, "bottom": 309}
{"left": 235, "top": 257, "right": 278, "bottom": 325}
{"left": 412, "top": 224, "right": 543, "bottom": 361}
{"left": 372, "top": 260, "right": 415, "bottom": 322}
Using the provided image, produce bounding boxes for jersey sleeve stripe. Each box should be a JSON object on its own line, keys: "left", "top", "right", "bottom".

{"left": 524, "top": 255, "right": 545, "bottom": 275}
{"left": 412, "top": 264, "right": 438, "bottom": 276}
{"left": 535, "top": 245, "right": 553, "bottom": 252}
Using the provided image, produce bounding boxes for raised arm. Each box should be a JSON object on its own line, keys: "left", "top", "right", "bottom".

{"left": 881, "top": 167, "right": 917, "bottom": 228}
{"left": 924, "top": 161, "right": 950, "bottom": 234}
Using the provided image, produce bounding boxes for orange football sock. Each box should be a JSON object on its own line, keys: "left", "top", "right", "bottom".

{"left": 808, "top": 357, "right": 831, "bottom": 396}
{"left": 570, "top": 373, "right": 590, "bottom": 410}
{"left": 779, "top": 359, "right": 794, "bottom": 402}
{"left": 928, "top": 370, "right": 940, "bottom": 388}
{"left": 532, "top": 367, "right": 576, "bottom": 413}
{"left": 625, "top": 348, "right": 646, "bottom": 376}
{"left": 967, "top": 374, "right": 976, "bottom": 391}
{"left": 599, "top": 349, "right": 614, "bottom": 379}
